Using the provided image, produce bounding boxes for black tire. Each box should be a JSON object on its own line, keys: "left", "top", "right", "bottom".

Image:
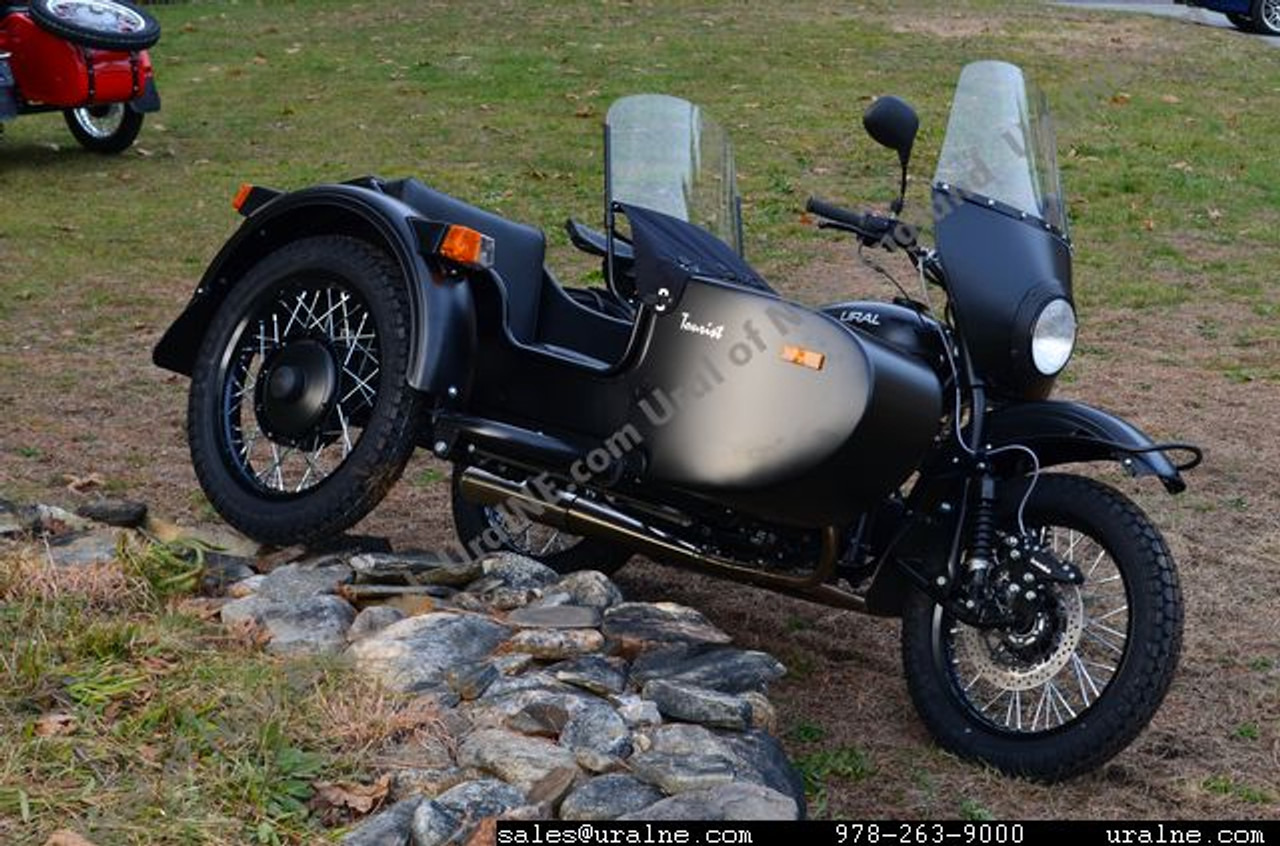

{"left": 188, "top": 236, "right": 425, "bottom": 547}
{"left": 1226, "top": 12, "right": 1254, "bottom": 30}
{"left": 1250, "top": 0, "right": 1280, "bottom": 35}
{"left": 30, "top": 0, "right": 160, "bottom": 51}
{"left": 63, "top": 104, "right": 142, "bottom": 153}
{"left": 900, "top": 474, "right": 1182, "bottom": 782}
{"left": 450, "top": 468, "right": 631, "bottom": 575}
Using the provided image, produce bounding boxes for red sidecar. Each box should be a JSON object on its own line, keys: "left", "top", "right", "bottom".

{"left": 0, "top": 0, "right": 161, "bottom": 153}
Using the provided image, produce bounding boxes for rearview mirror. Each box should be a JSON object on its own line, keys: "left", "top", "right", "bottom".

{"left": 863, "top": 95, "right": 919, "bottom": 168}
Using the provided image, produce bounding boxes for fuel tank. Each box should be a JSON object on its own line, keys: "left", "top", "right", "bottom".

{"left": 626, "top": 279, "right": 944, "bottom": 527}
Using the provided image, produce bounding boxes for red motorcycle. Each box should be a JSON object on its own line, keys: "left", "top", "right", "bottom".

{"left": 0, "top": 0, "right": 160, "bottom": 153}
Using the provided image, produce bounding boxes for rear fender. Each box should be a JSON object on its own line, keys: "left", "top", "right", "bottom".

{"left": 151, "top": 183, "right": 475, "bottom": 397}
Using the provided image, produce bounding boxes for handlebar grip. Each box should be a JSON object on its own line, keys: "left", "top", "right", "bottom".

{"left": 805, "top": 196, "right": 873, "bottom": 230}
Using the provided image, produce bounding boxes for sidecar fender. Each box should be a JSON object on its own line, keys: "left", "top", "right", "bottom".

{"left": 152, "top": 183, "right": 475, "bottom": 397}
{"left": 984, "top": 400, "right": 1187, "bottom": 493}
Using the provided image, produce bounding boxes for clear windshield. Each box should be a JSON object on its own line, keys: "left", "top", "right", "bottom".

{"left": 934, "top": 61, "right": 1068, "bottom": 237}
{"left": 606, "top": 94, "right": 743, "bottom": 254}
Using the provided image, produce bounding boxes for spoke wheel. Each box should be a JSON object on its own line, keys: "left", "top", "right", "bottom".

{"left": 188, "top": 236, "right": 423, "bottom": 546}
{"left": 901, "top": 474, "right": 1182, "bottom": 782}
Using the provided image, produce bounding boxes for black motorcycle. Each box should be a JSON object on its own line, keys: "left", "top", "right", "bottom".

{"left": 155, "top": 61, "right": 1200, "bottom": 781}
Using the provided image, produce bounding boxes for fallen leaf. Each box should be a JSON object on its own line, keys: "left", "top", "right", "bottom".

{"left": 1207, "top": 208, "right": 1223, "bottom": 221}
{"left": 1110, "top": 92, "right": 1131, "bottom": 106}
{"left": 34, "top": 713, "right": 76, "bottom": 737}
{"left": 43, "top": 831, "right": 99, "bottom": 846}
{"left": 64, "top": 473, "right": 105, "bottom": 494}
{"left": 574, "top": 105, "right": 595, "bottom": 118}
{"left": 1161, "top": 94, "right": 1181, "bottom": 104}
{"left": 1143, "top": 219, "right": 1156, "bottom": 231}
{"left": 310, "top": 774, "right": 391, "bottom": 822}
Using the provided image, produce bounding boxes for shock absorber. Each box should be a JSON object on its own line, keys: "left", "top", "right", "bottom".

{"left": 966, "top": 474, "right": 998, "bottom": 608}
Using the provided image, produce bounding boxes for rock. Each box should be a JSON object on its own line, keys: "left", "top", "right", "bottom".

{"left": 505, "top": 700, "right": 570, "bottom": 737}
{"left": 220, "top": 594, "right": 277, "bottom": 627}
{"left": 602, "top": 602, "right": 731, "bottom": 654}
{"left": 346, "top": 801, "right": 426, "bottom": 844}
{"left": 615, "top": 695, "right": 662, "bottom": 729}
{"left": 479, "top": 671, "right": 578, "bottom": 704}
{"left": 348, "top": 612, "right": 511, "bottom": 693}
{"left": 202, "top": 551, "right": 257, "bottom": 595}
{"left": 548, "top": 656, "right": 626, "bottom": 696}
{"left": 0, "top": 501, "right": 27, "bottom": 536}
{"left": 573, "top": 748, "right": 625, "bottom": 774}
{"left": 629, "top": 750, "right": 738, "bottom": 794}
{"left": 350, "top": 552, "right": 483, "bottom": 587}
{"left": 722, "top": 730, "right": 806, "bottom": 812}
{"left": 560, "top": 774, "right": 663, "bottom": 821}
{"left": 75, "top": 499, "right": 147, "bottom": 528}
{"left": 435, "top": 778, "right": 526, "bottom": 820}
{"left": 478, "top": 553, "right": 561, "bottom": 591}
{"left": 629, "top": 644, "right": 786, "bottom": 694}
{"left": 457, "top": 728, "right": 578, "bottom": 792}
{"left": 410, "top": 800, "right": 461, "bottom": 846}
{"left": 527, "top": 766, "right": 578, "bottom": 808}
{"left": 447, "top": 662, "right": 499, "bottom": 701}
{"left": 620, "top": 782, "right": 799, "bottom": 821}
{"left": 506, "top": 605, "right": 602, "bottom": 629}
{"left": 552, "top": 571, "right": 624, "bottom": 609}
{"left": 506, "top": 629, "right": 604, "bottom": 660}
{"left": 341, "top": 797, "right": 421, "bottom": 846}
{"left": 493, "top": 654, "right": 534, "bottom": 676}
{"left": 46, "top": 528, "right": 121, "bottom": 566}
{"left": 498, "top": 803, "right": 552, "bottom": 822}
{"left": 349, "top": 605, "right": 407, "bottom": 642}
{"left": 526, "top": 591, "right": 572, "bottom": 609}
{"left": 227, "top": 574, "right": 266, "bottom": 598}
{"left": 258, "top": 561, "right": 353, "bottom": 603}
{"left": 390, "top": 767, "right": 474, "bottom": 801}
{"left": 32, "top": 504, "right": 95, "bottom": 536}
{"left": 742, "top": 691, "right": 777, "bottom": 733}
{"left": 263, "top": 594, "right": 356, "bottom": 656}
{"left": 558, "top": 699, "right": 631, "bottom": 759}
{"left": 642, "top": 679, "right": 752, "bottom": 730}
{"left": 468, "top": 585, "right": 540, "bottom": 612}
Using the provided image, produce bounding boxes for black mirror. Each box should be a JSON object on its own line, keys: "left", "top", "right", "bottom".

{"left": 863, "top": 95, "right": 918, "bottom": 214}
{"left": 863, "top": 95, "right": 919, "bottom": 166}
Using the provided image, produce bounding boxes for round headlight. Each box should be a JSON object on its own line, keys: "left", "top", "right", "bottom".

{"left": 1031, "top": 298, "right": 1076, "bottom": 376}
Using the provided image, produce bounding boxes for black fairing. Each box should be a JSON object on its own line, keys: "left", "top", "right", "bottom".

{"left": 821, "top": 301, "right": 947, "bottom": 374}
{"left": 933, "top": 189, "right": 1072, "bottom": 399}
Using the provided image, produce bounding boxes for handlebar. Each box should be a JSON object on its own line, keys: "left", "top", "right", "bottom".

{"left": 806, "top": 195, "right": 901, "bottom": 246}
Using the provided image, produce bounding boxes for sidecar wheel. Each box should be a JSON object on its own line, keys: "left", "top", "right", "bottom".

{"left": 188, "top": 236, "right": 425, "bottom": 547}
{"left": 64, "top": 105, "right": 143, "bottom": 154}
{"left": 900, "top": 474, "right": 1182, "bottom": 782}
{"left": 450, "top": 469, "right": 631, "bottom": 575}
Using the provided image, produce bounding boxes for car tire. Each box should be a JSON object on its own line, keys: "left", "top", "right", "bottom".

{"left": 63, "top": 104, "right": 142, "bottom": 153}
{"left": 1250, "top": 0, "right": 1280, "bottom": 35}
{"left": 29, "top": 0, "right": 161, "bottom": 51}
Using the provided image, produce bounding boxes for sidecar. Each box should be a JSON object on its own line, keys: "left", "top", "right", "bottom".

{"left": 0, "top": 1, "right": 161, "bottom": 153}
{"left": 154, "top": 94, "right": 942, "bottom": 552}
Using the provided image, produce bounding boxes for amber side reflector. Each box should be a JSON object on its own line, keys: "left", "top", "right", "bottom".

{"left": 781, "top": 345, "right": 826, "bottom": 371}
{"left": 440, "top": 225, "right": 495, "bottom": 270}
{"left": 231, "top": 183, "right": 254, "bottom": 212}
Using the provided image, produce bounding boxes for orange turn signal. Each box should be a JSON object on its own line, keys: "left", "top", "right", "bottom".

{"left": 781, "top": 345, "right": 826, "bottom": 371}
{"left": 440, "top": 225, "right": 495, "bottom": 270}
{"left": 231, "top": 183, "right": 254, "bottom": 212}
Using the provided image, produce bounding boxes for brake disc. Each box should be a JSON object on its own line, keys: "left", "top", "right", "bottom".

{"left": 956, "top": 586, "right": 1085, "bottom": 691}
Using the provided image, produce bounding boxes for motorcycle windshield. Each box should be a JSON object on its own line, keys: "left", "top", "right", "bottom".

{"left": 606, "top": 94, "right": 744, "bottom": 254}
{"left": 934, "top": 61, "right": 1068, "bottom": 237}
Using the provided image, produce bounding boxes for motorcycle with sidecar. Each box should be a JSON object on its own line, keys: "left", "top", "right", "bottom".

{"left": 155, "top": 61, "right": 1201, "bottom": 781}
{"left": 1, "top": 0, "right": 160, "bottom": 153}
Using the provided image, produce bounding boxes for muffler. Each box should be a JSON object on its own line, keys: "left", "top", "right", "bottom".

{"left": 458, "top": 466, "right": 866, "bottom": 610}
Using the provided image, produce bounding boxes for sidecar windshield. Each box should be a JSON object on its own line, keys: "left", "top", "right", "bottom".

{"left": 605, "top": 94, "right": 743, "bottom": 255}
{"left": 934, "top": 61, "right": 1068, "bottom": 237}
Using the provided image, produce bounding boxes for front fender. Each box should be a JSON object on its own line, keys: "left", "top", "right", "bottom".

{"left": 984, "top": 400, "right": 1189, "bottom": 493}
{"left": 152, "top": 182, "right": 475, "bottom": 397}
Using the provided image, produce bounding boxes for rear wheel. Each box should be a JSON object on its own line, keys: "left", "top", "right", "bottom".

{"left": 64, "top": 104, "right": 142, "bottom": 153}
{"left": 188, "top": 236, "right": 424, "bottom": 547}
{"left": 900, "top": 474, "right": 1182, "bottom": 781}
{"left": 450, "top": 469, "right": 630, "bottom": 575}
{"left": 1251, "top": 0, "right": 1280, "bottom": 34}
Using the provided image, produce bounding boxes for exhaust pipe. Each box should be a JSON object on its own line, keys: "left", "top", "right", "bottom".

{"left": 458, "top": 466, "right": 866, "bottom": 610}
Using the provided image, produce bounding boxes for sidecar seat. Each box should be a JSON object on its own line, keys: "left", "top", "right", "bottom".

{"left": 382, "top": 178, "right": 548, "bottom": 343}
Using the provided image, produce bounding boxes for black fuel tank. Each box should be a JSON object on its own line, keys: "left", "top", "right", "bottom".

{"left": 626, "top": 279, "right": 944, "bottom": 527}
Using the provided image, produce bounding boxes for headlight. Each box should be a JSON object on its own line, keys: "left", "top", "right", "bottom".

{"left": 1031, "top": 298, "right": 1076, "bottom": 376}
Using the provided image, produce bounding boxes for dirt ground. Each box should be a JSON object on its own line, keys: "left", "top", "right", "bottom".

{"left": 2, "top": 237, "right": 1276, "bottom": 821}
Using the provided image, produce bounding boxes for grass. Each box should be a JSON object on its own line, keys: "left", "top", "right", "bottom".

{"left": 0, "top": 545, "right": 440, "bottom": 844}
{"left": 2, "top": 0, "right": 1280, "bottom": 832}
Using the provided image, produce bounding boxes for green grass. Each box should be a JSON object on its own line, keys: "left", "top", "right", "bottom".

{"left": 795, "top": 745, "right": 873, "bottom": 817}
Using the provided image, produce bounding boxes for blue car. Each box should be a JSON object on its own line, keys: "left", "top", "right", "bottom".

{"left": 1179, "top": 0, "right": 1280, "bottom": 34}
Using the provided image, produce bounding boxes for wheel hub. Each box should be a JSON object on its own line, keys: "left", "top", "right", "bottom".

{"left": 255, "top": 340, "right": 338, "bottom": 445}
{"left": 957, "top": 587, "right": 1085, "bottom": 691}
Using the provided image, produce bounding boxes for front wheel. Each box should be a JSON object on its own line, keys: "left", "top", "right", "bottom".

{"left": 901, "top": 474, "right": 1183, "bottom": 782}
{"left": 64, "top": 104, "right": 143, "bottom": 153}
{"left": 187, "top": 236, "right": 425, "bottom": 547}
{"left": 1250, "top": 0, "right": 1280, "bottom": 34}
